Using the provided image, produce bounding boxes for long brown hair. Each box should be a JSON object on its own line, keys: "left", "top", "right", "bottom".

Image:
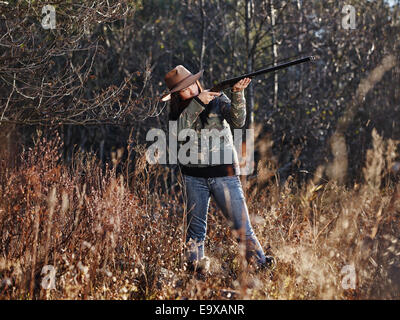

{"left": 168, "top": 80, "right": 204, "bottom": 121}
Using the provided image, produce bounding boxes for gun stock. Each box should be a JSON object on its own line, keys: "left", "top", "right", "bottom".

{"left": 209, "top": 56, "right": 317, "bottom": 92}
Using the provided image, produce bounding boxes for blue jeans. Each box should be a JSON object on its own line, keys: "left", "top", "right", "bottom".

{"left": 183, "top": 174, "right": 267, "bottom": 265}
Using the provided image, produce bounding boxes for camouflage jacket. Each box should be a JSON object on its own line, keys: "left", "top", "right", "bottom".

{"left": 175, "top": 90, "right": 246, "bottom": 171}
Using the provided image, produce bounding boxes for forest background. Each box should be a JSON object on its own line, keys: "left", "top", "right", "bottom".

{"left": 0, "top": 0, "right": 400, "bottom": 300}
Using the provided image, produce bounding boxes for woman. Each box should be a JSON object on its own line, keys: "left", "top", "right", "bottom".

{"left": 162, "top": 65, "right": 275, "bottom": 274}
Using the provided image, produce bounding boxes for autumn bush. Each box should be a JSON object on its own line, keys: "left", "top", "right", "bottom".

{"left": 0, "top": 128, "right": 399, "bottom": 300}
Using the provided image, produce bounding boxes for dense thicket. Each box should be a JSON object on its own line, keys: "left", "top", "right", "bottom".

{"left": 1, "top": 1, "right": 400, "bottom": 300}
{"left": 1, "top": 0, "right": 399, "bottom": 183}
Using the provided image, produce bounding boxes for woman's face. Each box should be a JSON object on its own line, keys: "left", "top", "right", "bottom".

{"left": 179, "top": 82, "right": 199, "bottom": 100}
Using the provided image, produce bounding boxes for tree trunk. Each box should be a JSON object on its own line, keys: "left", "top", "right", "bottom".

{"left": 297, "top": 0, "right": 303, "bottom": 94}
{"left": 199, "top": 0, "right": 206, "bottom": 70}
{"left": 245, "top": 0, "right": 255, "bottom": 128}
{"left": 270, "top": 0, "right": 279, "bottom": 110}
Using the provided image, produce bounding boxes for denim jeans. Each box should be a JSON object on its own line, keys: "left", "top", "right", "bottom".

{"left": 183, "top": 174, "right": 267, "bottom": 265}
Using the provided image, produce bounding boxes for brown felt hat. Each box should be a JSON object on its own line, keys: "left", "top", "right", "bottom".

{"left": 160, "top": 65, "right": 203, "bottom": 101}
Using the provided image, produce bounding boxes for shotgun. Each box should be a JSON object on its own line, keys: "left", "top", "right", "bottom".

{"left": 209, "top": 56, "right": 317, "bottom": 92}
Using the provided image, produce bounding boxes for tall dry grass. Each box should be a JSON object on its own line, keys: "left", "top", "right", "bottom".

{"left": 0, "top": 128, "right": 399, "bottom": 300}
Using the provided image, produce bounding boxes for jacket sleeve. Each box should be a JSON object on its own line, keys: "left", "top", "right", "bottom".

{"left": 220, "top": 90, "right": 246, "bottom": 129}
{"left": 176, "top": 97, "right": 205, "bottom": 132}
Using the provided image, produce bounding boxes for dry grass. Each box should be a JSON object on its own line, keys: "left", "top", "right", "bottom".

{"left": 1, "top": 128, "right": 400, "bottom": 300}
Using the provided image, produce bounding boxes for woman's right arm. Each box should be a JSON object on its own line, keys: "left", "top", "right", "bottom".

{"left": 176, "top": 98, "right": 205, "bottom": 131}
{"left": 176, "top": 91, "right": 221, "bottom": 132}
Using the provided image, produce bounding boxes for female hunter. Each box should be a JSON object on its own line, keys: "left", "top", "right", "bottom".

{"left": 162, "top": 65, "right": 275, "bottom": 275}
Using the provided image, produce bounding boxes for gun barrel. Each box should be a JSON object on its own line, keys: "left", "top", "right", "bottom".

{"left": 210, "top": 56, "right": 316, "bottom": 92}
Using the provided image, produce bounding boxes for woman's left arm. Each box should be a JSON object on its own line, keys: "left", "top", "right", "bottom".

{"left": 220, "top": 78, "right": 251, "bottom": 129}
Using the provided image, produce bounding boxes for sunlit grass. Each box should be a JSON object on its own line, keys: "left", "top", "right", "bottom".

{"left": 0, "top": 129, "right": 399, "bottom": 300}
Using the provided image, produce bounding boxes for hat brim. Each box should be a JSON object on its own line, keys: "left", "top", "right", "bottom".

{"left": 160, "top": 92, "right": 171, "bottom": 102}
{"left": 160, "top": 70, "right": 203, "bottom": 102}
{"left": 170, "top": 70, "right": 203, "bottom": 93}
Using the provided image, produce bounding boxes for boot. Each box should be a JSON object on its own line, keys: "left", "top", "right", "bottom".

{"left": 187, "top": 256, "right": 210, "bottom": 277}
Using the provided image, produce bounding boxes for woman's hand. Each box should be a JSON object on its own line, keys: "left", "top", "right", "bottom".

{"left": 197, "top": 90, "right": 220, "bottom": 105}
{"left": 232, "top": 78, "right": 251, "bottom": 92}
